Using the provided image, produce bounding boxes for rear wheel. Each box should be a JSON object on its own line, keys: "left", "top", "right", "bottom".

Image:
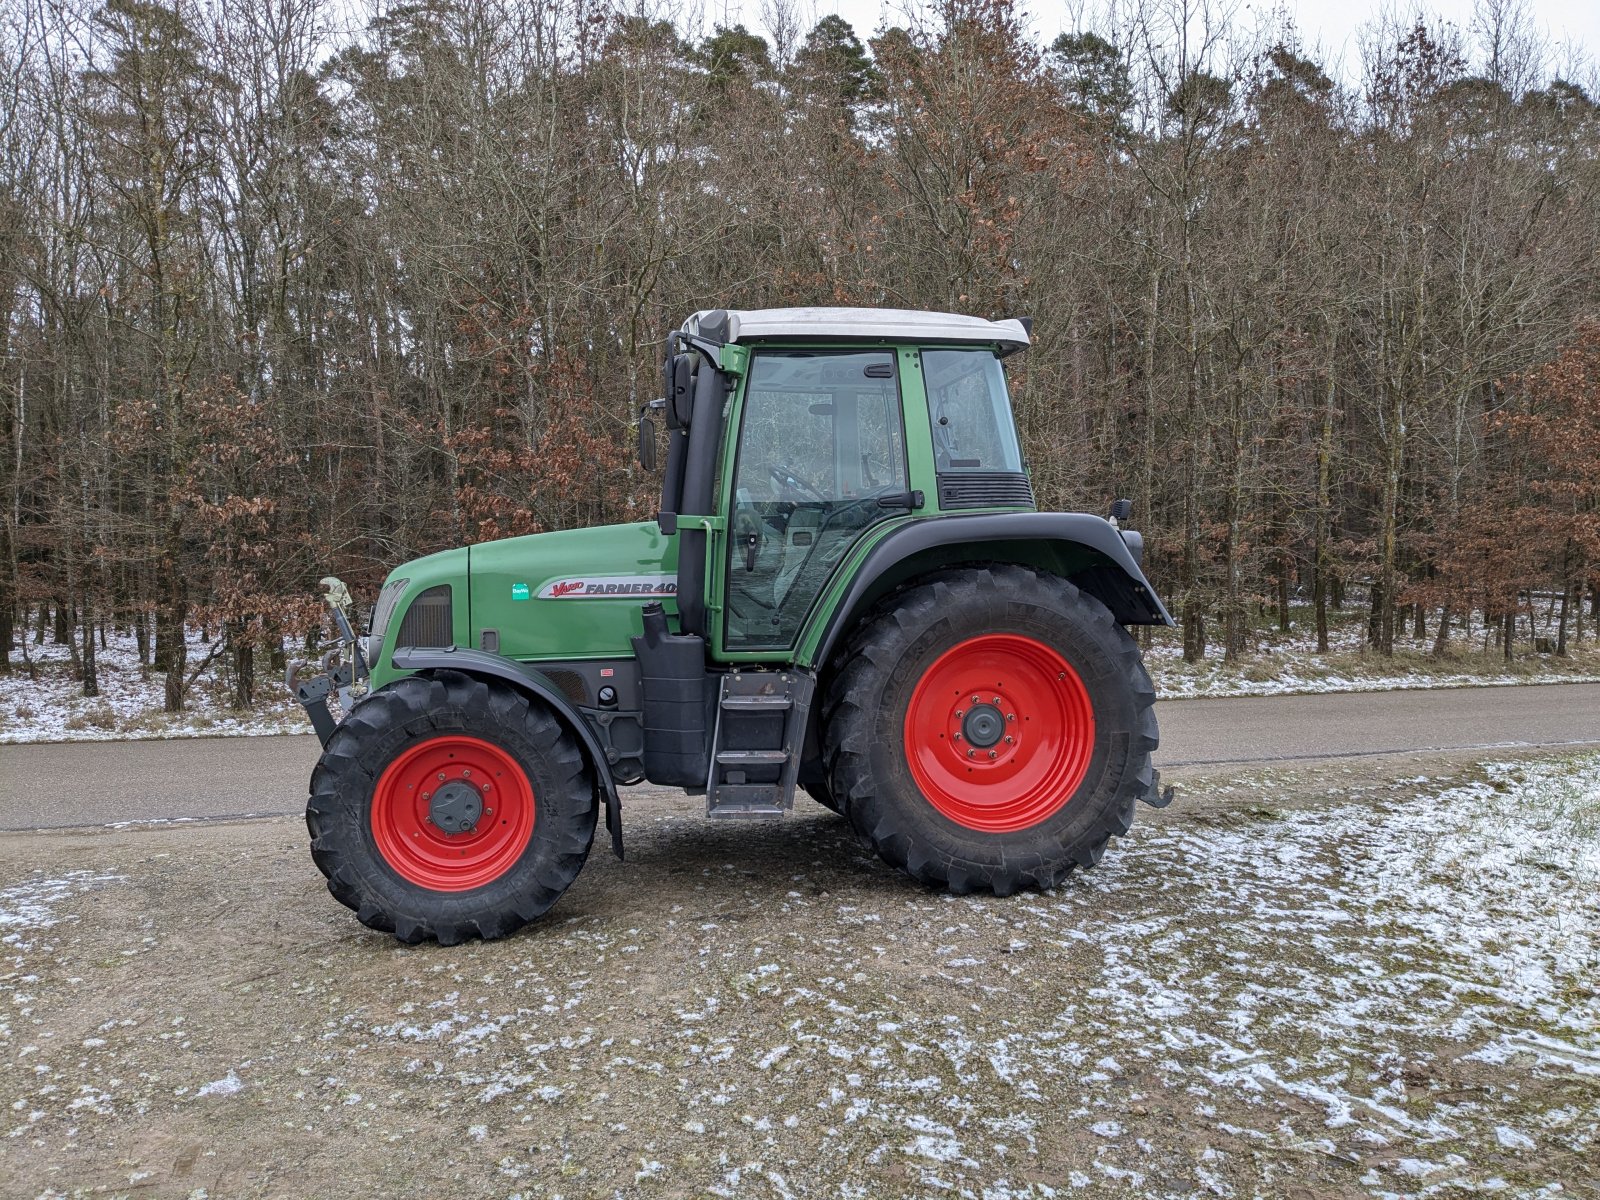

{"left": 307, "top": 670, "right": 595, "bottom": 944}
{"left": 822, "top": 565, "right": 1157, "bottom": 894}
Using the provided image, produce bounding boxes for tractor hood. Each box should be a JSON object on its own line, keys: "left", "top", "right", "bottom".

{"left": 466, "top": 521, "right": 678, "bottom": 663}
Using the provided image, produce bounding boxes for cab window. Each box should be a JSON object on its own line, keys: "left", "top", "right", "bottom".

{"left": 922, "top": 349, "right": 1023, "bottom": 473}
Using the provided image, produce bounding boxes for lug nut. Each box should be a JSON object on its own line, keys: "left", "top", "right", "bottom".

{"left": 967, "top": 749, "right": 976, "bottom": 758}
{"left": 954, "top": 732, "right": 963, "bottom": 741}
{"left": 1004, "top": 735, "right": 1014, "bottom": 745}
{"left": 988, "top": 750, "right": 997, "bottom": 759}
{"left": 992, "top": 696, "right": 1001, "bottom": 705}
{"left": 462, "top": 768, "right": 471, "bottom": 778}
{"left": 438, "top": 772, "right": 447, "bottom": 781}
{"left": 1006, "top": 713, "right": 1015, "bottom": 722}
{"left": 421, "top": 792, "right": 431, "bottom": 801}
{"left": 954, "top": 710, "right": 964, "bottom": 719}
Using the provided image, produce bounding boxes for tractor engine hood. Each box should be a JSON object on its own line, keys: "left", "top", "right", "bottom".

{"left": 465, "top": 521, "right": 678, "bottom": 664}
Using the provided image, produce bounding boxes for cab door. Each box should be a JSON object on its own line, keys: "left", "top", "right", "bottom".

{"left": 720, "top": 349, "right": 910, "bottom": 653}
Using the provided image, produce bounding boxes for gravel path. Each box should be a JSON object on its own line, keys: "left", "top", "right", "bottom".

{"left": 2, "top": 751, "right": 1595, "bottom": 1198}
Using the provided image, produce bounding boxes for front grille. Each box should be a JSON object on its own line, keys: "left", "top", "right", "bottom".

{"left": 396, "top": 585, "right": 453, "bottom": 647}
{"left": 937, "top": 471, "right": 1035, "bottom": 510}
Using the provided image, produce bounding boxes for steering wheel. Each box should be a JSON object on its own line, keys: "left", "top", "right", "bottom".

{"left": 763, "top": 464, "right": 826, "bottom": 502}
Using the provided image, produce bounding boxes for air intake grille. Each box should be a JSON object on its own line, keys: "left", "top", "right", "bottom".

{"left": 937, "top": 471, "right": 1035, "bottom": 510}
{"left": 541, "top": 668, "right": 589, "bottom": 707}
{"left": 396, "top": 585, "right": 453, "bottom": 647}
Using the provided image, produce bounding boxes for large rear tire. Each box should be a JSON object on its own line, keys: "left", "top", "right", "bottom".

{"left": 821, "top": 565, "right": 1158, "bottom": 894}
{"left": 307, "top": 670, "right": 595, "bottom": 944}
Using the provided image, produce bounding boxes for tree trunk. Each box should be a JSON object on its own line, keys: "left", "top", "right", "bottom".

{"left": 1556, "top": 583, "right": 1570, "bottom": 657}
{"left": 53, "top": 597, "right": 70, "bottom": 644}
{"left": 1412, "top": 603, "right": 1426, "bottom": 640}
{"left": 0, "top": 523, "right": 11, "bottom": 674}
{"left": 81, "top": 593, "right": 99, "bottom": 698}
{"left": 1431, "top": 604, "right": 1452, "bottom": 656}
{"left": 161, "top": 517, "right": 188, "bottom": 712}
{"left": 231, "top": 622, "right": 254, "bottom": 710}
{"left": 1502, "top": 611, "right": 1515, "bottom": 662}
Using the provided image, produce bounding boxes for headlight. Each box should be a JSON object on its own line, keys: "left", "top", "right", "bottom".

{"left": 368, "top": 577, "right": 410, "bottom": 654}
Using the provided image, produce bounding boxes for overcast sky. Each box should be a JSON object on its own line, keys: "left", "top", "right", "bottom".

{"left": 699, "top": 0, "right": 1599, "bottom": 83}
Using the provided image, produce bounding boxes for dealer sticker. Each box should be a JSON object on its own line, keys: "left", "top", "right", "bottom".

{"left": 510, "top": 582, "right": 530, "bottom": 601}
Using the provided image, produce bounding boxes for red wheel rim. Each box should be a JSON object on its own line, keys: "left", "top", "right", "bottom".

{"left": 903, "top": 634, "right": 1096, "bottom": 833}
{"left": 370, "top": 735, "right": 536, "bottom": 891}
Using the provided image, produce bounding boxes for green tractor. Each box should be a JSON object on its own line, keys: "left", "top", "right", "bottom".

{"left": 292, "top": 307, "right": 1173, "bottom": 944}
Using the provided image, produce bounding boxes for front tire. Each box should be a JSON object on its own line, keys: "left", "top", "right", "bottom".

{"left": 307, "top": 670, "right": 596, "bottom": 944}
{"left": 822, "top": 565, "right": 1158, "bottom": 895}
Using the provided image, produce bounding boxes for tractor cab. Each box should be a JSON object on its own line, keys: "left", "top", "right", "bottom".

{"left": 296, "top": 307, "right": 1174, "bottom": 945}
{"left": 644, "top": 308, "right": 1038, "bottom": 660}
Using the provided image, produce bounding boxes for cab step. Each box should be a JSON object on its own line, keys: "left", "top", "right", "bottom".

{"left": 706, "top": 671, "right": 814, "bottom": 819}
{"left": 720, "top": 693, "right": 793, "bottom": 711}
{"left": 716, "top": 749, "right": 790, "bottom": 765}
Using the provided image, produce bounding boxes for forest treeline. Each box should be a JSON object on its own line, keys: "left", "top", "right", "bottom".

{"left": 2, "top": 0, "right": 1599, "bottom": 710}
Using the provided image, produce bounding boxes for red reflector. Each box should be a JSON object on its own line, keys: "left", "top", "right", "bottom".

{"left": 600, "top": 668, "right": 614, "bottom": 677}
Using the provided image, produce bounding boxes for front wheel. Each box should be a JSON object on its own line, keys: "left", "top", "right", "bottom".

{"left": 307, "top": 670, "right": 595, "bottom": 944}
{"left": 821, "top": 565, "right": 1158, "bottom": 895}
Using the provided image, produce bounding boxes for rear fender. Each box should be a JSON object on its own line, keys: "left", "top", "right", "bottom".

{"left": 806, "top": 512, "right": 1174, "bottom": 673}
{"left": 389, "top": 646, "right": 624, "bottom": 860}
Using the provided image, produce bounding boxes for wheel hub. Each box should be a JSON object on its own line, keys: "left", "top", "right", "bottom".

{"left": 904, "top": 634, "right": 1097, "bottom": 833}
{"left": 369, "top": 735, "right": 536, "bottom": 892}
{"left": 962, "top": 703, "right": 1005, "bottom": 748}
{"left": 429, "top": 780, "right": 483, "bottom": 834}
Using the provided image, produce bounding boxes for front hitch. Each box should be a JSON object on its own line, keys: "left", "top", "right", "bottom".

{"left": 287, "top": 577, "right": 369, "bottom": 746}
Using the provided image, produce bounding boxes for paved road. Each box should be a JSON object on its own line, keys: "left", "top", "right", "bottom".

{"left": 3, "top": 683, "right": 1597, "bottom": 830}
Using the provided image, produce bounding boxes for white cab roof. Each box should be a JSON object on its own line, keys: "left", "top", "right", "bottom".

{"left": 683, "top": 307, "right": 1030, "bottom": 352}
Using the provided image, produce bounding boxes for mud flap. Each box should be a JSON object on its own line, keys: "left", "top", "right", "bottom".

{"left": 604, "top": 790, "right": 624, "bottom": 860}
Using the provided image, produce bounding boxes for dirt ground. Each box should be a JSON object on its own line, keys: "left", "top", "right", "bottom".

{"left": 2, "top": 750, "right": 1597, "bottom": 1200}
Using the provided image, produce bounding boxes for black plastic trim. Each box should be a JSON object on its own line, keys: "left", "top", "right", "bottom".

{"left": 936, "top": 471, "right": 1034, "bottom": 510}
{"left": 812, "top": 511, "right": 1175, "bottom": 669}
{"left": 390, "top": 645, "right": 624, "bottom": 859}
{"left": 675, "top": 356, "right": 729, "bottom": 638}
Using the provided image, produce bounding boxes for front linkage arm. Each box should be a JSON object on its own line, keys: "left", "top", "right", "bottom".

{"left": 286, "top": 576, "right": 368, "bottom": 746}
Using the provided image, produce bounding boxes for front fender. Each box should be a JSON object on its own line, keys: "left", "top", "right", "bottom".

{"left": 389, "top": 646, "right": 624, "bottom": 859}
{"left": 806, "top": 511, "right": 1174, "bottom": 670}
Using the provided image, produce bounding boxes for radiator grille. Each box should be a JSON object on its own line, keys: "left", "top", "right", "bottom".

{"left": 396, "top": 585, "right": 453, "bottom": 647}
{"left": 937, "top": 471, "right": 1035, "bottom": 510}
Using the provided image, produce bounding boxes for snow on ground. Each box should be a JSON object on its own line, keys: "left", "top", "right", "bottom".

{"left": 2, "top": 607, "right": 1597, "bottom": 742}
{"left": 0, "top": 626, "right": 309, "bottom": 744}
{"left": 1145, "top": 602, "right": 1600, "bottom": 698}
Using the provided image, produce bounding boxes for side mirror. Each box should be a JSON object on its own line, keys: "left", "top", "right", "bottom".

{"left": 637, "top": 408, "right": 658, "bottom": 472}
